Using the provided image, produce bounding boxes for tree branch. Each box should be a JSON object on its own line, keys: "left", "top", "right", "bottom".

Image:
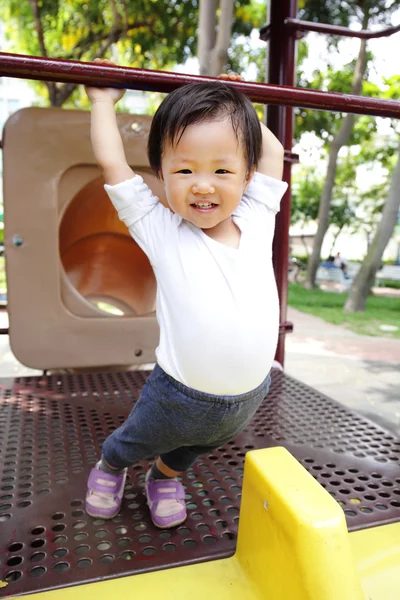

{"left": 29, "top": 0, "right": 47, "bottom": 57}
{"left": 28, "top": 0, "right": 58, "bottom": 105}
{"left": 110, "top": 0, "right": 123, "bottom": 31}
{"left": 53, "top": 16, "right": 154, "bottom": 105}
{"left": 71, "top": 21, "right": 155, "bottom": 61}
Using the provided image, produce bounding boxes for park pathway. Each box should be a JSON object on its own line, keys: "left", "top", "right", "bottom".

{"left": 285, "top": 307, "right": 400, "bottom": 436}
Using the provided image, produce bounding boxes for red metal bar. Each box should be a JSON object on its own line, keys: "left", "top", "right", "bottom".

{"left": 1, "top": 52, "right": 400, "bottom": 118}
{"left": 267, "top": 0, "right": 298, "bottom": 366}
{"left": 284, "top": 18, "right": 400, "bottom": 40}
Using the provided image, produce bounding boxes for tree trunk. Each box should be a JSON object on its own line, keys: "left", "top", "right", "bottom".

{"left": 305, "top": 12, "right": 369, "bottom": 289}
{"left": 197, "top": 0, "right": 234, "bottom": 76}
{"left": 329, "top": 225, "right": 343, "bottom": 255}
{"left": 344, "top": 143, "right": 400, "bottom": 312}
{"left": 198, "top": 0, "right": 217, "bottom": 75}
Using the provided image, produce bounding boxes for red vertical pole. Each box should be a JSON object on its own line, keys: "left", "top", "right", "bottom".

{"left": 266, "top": 0, "right": 298, "bottom": 366}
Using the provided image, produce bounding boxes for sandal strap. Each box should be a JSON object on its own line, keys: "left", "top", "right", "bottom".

{"left": 88, "top": 468, "right": 125, "bottom": 495}
{"left": 146, "top": 479, "right": 185, "bottom": 502}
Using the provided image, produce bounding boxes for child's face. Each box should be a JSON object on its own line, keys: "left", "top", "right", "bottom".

{"left": 160, "top": 119, "right": 253, "bottom": 230}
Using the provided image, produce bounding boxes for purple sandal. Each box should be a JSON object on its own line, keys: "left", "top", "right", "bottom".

{"left": 145, "top": 475, "right": 187, "bottom": 529}
{"left": 85, "top": 464, "right": 127, "bottom": 519}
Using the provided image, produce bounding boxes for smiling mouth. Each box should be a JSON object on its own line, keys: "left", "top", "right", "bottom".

{"left": 190, "top": 202, "right": 218, "bottom": 210}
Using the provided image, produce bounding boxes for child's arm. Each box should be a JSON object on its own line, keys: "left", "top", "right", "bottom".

{"left": 85, "top": 58, "right": 135, "bottom": 186}
{"left": 257, "top": 122, "right": 285, "bottom": 180}
{"left": 219, "top": 73, "right": 285, "bottom": 181}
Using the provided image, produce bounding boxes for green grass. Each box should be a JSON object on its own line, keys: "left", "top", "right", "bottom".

{"left": 288, "top": 283, "right": 400, "bottom": 338}
{"left": 379, "top": 279, "right": 400, "bottom": 290}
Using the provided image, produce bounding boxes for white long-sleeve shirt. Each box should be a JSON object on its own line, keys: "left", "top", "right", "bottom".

{"left": 105, "top": 172, "right": 287, "bottom": 395}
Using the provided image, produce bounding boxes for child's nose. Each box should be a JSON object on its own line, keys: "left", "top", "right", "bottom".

{"left": 192, "top": 179, "right": 215, "bottom": 195}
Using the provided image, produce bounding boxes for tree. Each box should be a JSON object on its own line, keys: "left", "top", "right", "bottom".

{"left": 344, "top": 143, "right": 400, "bottom": 312}
{"left": 299, "top": 0, "right": 400, "bottom": 288}
{"left": 197, "top": 0, "right": 265, "bottom": 77}
{"left": 291, "top": 157, "right": 359, "bottom": 255}
{"left": 198, "top": 0, "right": 234, "bottom": 76}
{"left": 3, "top": 0, "right": 258, "bottom": 107}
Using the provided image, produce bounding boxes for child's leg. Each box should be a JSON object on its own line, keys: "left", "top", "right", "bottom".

{"left": 86, "top": 366, "right": 197, "bottom": 521}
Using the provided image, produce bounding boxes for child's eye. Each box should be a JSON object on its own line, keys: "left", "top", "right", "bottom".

{"left": 215, "top": 169, "right": 230, "bottom": 174}
{"left": 176, "top": 169, "right": 192, "bottom": 174}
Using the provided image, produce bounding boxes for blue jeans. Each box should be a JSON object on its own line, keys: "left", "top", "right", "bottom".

{"left": 102, "top": 364, "right": 271, "bottom": 472}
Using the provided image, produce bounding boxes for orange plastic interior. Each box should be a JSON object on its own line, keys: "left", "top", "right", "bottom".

{"left": 59, "top": 176, "right": 157, "bottom": 316}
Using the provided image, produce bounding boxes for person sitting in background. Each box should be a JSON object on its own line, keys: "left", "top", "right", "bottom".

{"left": 321, "top": 256, "right": 338, "bottom": 269}
{"left": 334, "top": 252, "right": 349, "bottom": 279}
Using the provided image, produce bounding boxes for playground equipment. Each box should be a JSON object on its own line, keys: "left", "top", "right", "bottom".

{"left": 1, "top": 0, "right": 400, "bottom": 597}
{"left": 3, "top": 109, "right": 162, "bottom": 369}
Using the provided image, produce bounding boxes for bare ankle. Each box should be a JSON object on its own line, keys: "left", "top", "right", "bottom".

{"left": 156, "top": 457, "right": 181, "bottom": 478}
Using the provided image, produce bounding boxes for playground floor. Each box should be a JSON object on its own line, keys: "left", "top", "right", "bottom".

{"left": 0, "top": 307, "right": 399, "bottom": 436}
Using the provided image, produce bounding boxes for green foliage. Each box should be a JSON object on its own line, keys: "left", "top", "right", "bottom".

{"left": 291, "top": 167, "right": 322, "bottom": 224}
{"left": 299, "top": 0, "right": 400, "bottom": 36}
{"left": 3, "top": 0, "right": 259, "bottom": 107}
{"left": 294, "top": 54, "right": 381, "bottom": 146}
{"left": 291, "top": 157, "right": 359, "bottom": 233}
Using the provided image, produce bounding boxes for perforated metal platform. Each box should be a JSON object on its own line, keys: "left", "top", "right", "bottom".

{"left": 1, "top": 369, "right": 400, "bottom": 597}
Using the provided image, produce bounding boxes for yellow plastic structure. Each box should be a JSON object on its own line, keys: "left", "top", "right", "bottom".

{"left": 31, "top": 447, "right": 366, "bottom": 600}
{"left": 351, "top": 521, "right": 400, "bottom": 599}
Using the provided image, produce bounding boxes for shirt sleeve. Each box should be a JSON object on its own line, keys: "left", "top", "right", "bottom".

{"left": 241, "top": 172, "right": 288, "bottom": 215}
{"left": 104, "top": 175, "right": 180, "bottom": 264}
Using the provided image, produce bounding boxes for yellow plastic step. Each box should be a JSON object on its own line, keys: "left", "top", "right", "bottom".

{"left": 22, "top": 447, "right": 368, "bottom": 599}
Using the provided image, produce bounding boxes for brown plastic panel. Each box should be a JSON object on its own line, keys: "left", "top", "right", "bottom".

{"left": 3, "top": 108, "right": 163, "bottom": 370}
{"left": 1, "top": 370, "right": 400, "bottom": 597}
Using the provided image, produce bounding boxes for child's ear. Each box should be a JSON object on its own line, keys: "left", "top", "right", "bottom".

{"left": 244, "top": 168, "right": 256, "bottom": 190}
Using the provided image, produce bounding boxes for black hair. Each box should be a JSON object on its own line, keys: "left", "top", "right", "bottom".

{"left": 147, "top": 81, "right": 262, "bottom": 177}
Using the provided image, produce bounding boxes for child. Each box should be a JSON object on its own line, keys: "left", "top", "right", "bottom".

{"left": 85, "top": 59, "right": 287, "bottom": 529}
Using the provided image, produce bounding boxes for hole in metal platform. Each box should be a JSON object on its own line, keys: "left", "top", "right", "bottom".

{"left": 30, "top": 566, "right": 46, "bottom": 577}
{"left": 76, "top": 544, "right": 90, "bottom": 555}
{"left": 30, "top": 552, "right": 46, "bottom": 563}
{"left": 203, "top": 535, "right": 217, "bottom": 544}
{"left": 53, "top": 562, "right": 70, "bottom": 572}
{"left": 7, "top": 556, "right": 23, "bottom": 567}
{"left": 8, "top": 542, "right": 23, "bottom": 552}
{"left": 71, "top": 500, "right": 83, "bottom": 507}
{"left": 52, "top": 512, "right": 65, "bottom": 520}
{"left": 138, "top": 535, "right": 152, "bottom": 543}
{"left": 95, "top": 530, "right": 108, "bottom": 538}
{"left": 54, "top": 535, "right": 67, "bottom": 545}
{"left": 120, "top": 551, "right": 135, "bottom": 560}
{"left": 77, "top": 559, "right": 92, "bottom": 569}
{"left": 4, "top": 570, "right": 22, "bottom": 582}
{"left": 100, "top": 554, "right": 114, "bottom": 563}
{"left": 53, "top": 549, "right": 68, "bottom": 558}
{"left": 0, "top": 513, "right": 12, "bottom": 521}
{"left": 163, "top": 543, "right": 176, "bottom": 552}
{"left": 115, "top": 526, "right": 128, "bottom": 535}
